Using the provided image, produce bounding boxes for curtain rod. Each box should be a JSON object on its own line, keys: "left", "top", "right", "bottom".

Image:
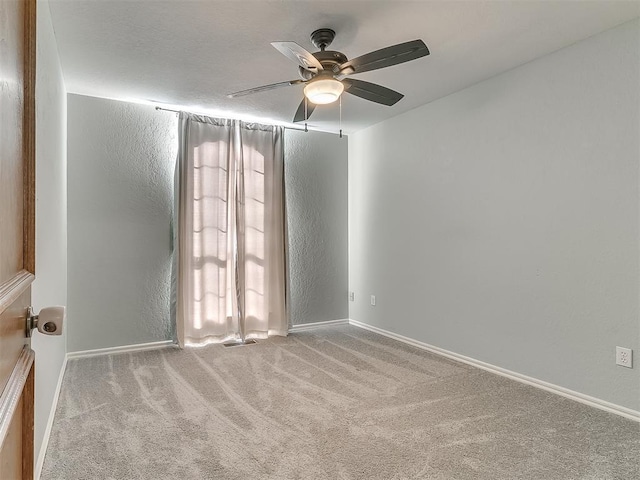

{"left": 154, "top": 106, "right": 313, "bottom": 133}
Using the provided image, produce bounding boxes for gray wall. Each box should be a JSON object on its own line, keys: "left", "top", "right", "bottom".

{"left": 32, "top": 0, "right": 68, "bottom": 468}
{"left": 67, "top": 95, "right": 177, "bottom": 352}
{"left": 285, "top": 130, "right": 348, "bottom": 324}
{"left": 348, "top": 19, "right": 639, "bottom": 411}
{"left": 67, "top": 97, "right": 348, "bottom": 350}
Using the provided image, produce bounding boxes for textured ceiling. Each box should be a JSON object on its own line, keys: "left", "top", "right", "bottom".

{"left": 49, "top": 1, "right": 640, "bottom": 133}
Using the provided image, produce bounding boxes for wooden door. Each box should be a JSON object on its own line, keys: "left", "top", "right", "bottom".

{"left": 0, "top": 0, "right": 37, "bottom": 479}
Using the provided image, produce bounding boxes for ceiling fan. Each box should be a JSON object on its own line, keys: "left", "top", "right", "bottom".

{"left": 227, "top": 28, "right": 430, "bottom": 123}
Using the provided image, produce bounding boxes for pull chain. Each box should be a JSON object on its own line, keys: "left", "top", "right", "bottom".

{"left": 339, "top": 95, "right": 343, "bottom": 138}
{"left": 304, "top": 97, "right": 308, "bottom": 132}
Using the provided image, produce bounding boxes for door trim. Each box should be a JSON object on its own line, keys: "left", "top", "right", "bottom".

{"left": 0, "top": 271, "right": 35, "bottom": 315}
{"left": 0, "top": 346, "right": 35, "bottom": 447}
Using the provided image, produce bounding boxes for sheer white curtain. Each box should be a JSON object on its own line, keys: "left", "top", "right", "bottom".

{"left": 173, "top": 113, "right": 288, "bottom": 346}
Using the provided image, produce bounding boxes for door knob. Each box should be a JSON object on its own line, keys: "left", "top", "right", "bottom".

{"left": 26, "top": 306, "right": 65, "bottom": 337}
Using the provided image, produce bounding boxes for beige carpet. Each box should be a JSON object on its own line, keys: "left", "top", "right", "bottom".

{"left": 41, "top": 325, "right": 639, "bottom": 479}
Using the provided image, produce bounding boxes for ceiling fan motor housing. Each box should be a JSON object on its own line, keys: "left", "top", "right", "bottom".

{"left": 299, "top": 50, "right": 348, "bottom": 80}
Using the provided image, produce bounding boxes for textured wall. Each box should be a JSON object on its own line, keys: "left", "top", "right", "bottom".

{"left": 32, "top": 0, "right": 68, "bottom": 468}
{"left": 285, "top": 130, "right": 349, "bottom": 325}
{"left": 349, "top": 20, "right": 640, "bottom": 410}
{"left": 67, "top": 95, "right": 177, "bottom": 352}
{"left": 67, "top": 99, "right": 347, "bottom": 348}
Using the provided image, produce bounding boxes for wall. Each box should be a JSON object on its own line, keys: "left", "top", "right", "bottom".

{"left": 66, "top": 97, "right": 347, "bottom": 350}
{"left": 67, "top": 95, "right": 177, "bottom": 352}
{"left": 285, "top": 130, "right": 348, "bottom": 324}
{"left": 349, "top": 19, "right": 640, "bottom": 411}
{"left": 32, "top": 0, "right": 67, "bottom": 471}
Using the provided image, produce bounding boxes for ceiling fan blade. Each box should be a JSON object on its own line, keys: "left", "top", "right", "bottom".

{"left": 293, "top": 98, "right": 317, "bottom": 123}
{"left": 336, "top": 39, "right": 429, "bottom": 76}
{"left": 342, "top": 79, "right": 404, "bottom": 106}
{"left": 271, "top": 41, "right": 324, "bottom": 72}
{"left": 227, "top": 79, "right": 304, "bottom": 98}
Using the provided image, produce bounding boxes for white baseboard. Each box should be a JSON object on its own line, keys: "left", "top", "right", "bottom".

{"left": 35, "top": 355, "right": 67, "bottom": 480}
{"left": 66, "top": 340, "right": 176, "bottom": 359}
{"left": 289, "top": 318, "right": 349, "bottom": 332}
{"left": 349, "top": 319, "right": 640, "bottom": 423}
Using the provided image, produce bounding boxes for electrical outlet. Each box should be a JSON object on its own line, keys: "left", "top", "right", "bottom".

{"left": 616, "top": 347, "right": 633, "bottom": 368}
{"left": 370, "top": 295, "right": 376, "bottom": 306}
{"left": 349, "top": 292, "right": 355, "bottom": 302}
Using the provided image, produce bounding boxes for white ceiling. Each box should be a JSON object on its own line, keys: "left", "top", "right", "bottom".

{"left": 48, "top": 1, "right": 640, "bottom": 134}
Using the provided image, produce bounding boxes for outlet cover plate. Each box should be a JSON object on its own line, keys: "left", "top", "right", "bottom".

{"left": 370, "top": 295, "right": 376, "bottom": 306}
{"left": 349, "top": 292, "right": 355, "bottom": 302}
{"left": 616, "top": 346, "right": 633, "bottom": 368}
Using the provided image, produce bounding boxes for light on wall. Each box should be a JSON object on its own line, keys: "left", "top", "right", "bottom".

{"left": 303, "top": 78, "right": 344, "bottom": 105}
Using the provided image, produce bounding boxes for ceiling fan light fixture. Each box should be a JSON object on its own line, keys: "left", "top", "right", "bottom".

{"left": 303, "top": 78, "right": 344, "bottom": 105}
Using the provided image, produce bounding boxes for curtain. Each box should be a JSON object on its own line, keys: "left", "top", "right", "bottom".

{"left": 172, "top": 113, "right": 288, "bottom": 347}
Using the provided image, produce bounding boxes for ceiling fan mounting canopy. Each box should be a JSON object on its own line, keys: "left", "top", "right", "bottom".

{"left": 227, "top": 28, "right": 430, "bottom": 123}
{"left": 310, "top": 28, "right": 336, "bottom": 51}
